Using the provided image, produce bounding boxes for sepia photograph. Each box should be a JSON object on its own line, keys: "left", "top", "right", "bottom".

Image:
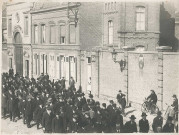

{"left": 1, "top": 0, "right": 179, "bottom": 134}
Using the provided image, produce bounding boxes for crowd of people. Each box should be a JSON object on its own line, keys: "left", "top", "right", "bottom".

{"left": 1, "top": 69, "right": 178, "bottom": 133}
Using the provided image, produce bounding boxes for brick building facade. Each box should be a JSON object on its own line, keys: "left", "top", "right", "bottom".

{"left": 103, "top": 2, "right": 160, "bottom": 51}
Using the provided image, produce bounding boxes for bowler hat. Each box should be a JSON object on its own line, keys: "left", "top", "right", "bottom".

{"left": 150, "top": 90, "right": 154, "bottom": 92}
{"left": 119, "top": 90, "right": 122, "bottom": 92}
{"left": 157, "top": 111, "right": 162, "bottom": 116}
{"left": 102, "top": 103, "right": 106, "bottom": 108}
{"left": 109, "top": 100, "right": 114, "bottom": 104}
{"left": 130, "top": 115, "right": 136, "bottom": 120}
{"left": 172, "top": 94, "right": 177, "bottom": 98}
{"left": 141, "top": 112, "right": 147, "bottom": 117}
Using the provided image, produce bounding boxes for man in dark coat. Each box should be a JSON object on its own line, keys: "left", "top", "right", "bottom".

{"left": 8, "top": 94, "right": 15, "bottom": 121}
{"left": 2, "top": 92, "right": 7, "bottom": 118}
{"left": 52, "top": 112, "right": 64, "bottom": 133}
{"left": 152, "top": 111, "right": 163, "bottom": 132}
{"left": 163, "top": 116, "right": 174, "bottom": 133}
{"left": 117, "top": 90, "right": 125, "bottom": 106}
{"left": 61, "top": 77, "right": 66, "bottom": 89}
{"left": 115, "top": 110, "right": 123, "bottom": 133}
{"left": 42, "top": 106, "right": 54, "bottom": 133}
{"left": 19, "top": 96, "right": 26, "bottom": 124}
{"left": 147, "top": 90, "right": 158, "bottom": 110}
{"left": 139, "top": 112, "right": 149, "bottom": 133}
{"left": 34, "top": 101, "right": 44, "bottom": 129}
{"left": 25, "top": 96, "right": 33, "bottom": 128}
{"left": 121, "top": 95, "right": 126, "bottom": 115}
{"left": 107, "top": 100, "right": 115, "bottom": 132}
{"left": 124, "top": 115, "right": 137, "bottom": 133}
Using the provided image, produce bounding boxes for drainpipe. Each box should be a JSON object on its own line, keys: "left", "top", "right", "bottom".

{"left": 97, "top": 50, "right": 100, "bottom": 98}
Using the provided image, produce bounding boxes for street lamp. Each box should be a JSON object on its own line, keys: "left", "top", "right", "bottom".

{"left": 111, "top": 48, "right": 126, "bottom": 72}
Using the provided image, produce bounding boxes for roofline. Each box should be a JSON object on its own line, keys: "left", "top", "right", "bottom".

{"left": 30, "top": 4, "right": 80, "bottom": 14}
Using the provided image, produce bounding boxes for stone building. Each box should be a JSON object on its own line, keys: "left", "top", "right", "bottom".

{"left": 4, "top": 2, "right": 103, "bottom": 88}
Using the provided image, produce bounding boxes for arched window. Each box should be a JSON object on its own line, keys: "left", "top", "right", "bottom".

{"left": 108, "top": 20, "right": 113, "bottom": 44}
{"left": 136, "top": 6, "right": 145, "bottom": 31}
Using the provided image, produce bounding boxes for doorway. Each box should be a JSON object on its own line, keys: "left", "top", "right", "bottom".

{"left": 14, "top": 32, "right": 23, "bottom": 76}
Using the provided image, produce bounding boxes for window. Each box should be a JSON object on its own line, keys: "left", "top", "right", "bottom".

{"left": 59, "top": 24, "right": 66, "bottom": 44}
{"left": 41, "top": 24, "right": 46, "bottom": 43}
{"left": 8, "top": 19, "right": 12, "bottom": 36}
{"left": 105, "top": 3, "right": 107, "bottom": 10}
{"left": 34, "top": 25, "right": 38, "bottom": 44}
{"left": 87, "top": 57, "right": 91, "bottom": 64}
{"left": 108, "top": 3, "right": 110, "bottom": 10}
{"left": 50, "top": 25, "right": 56, "bottom": 44}
{"left": 70, "top": 24, "right": 76, "bottom": 44}
{"left": 24, "top": 16, "right": 28, "bottom": 35}
{"left": 9, "top": 58, "right": 12, "bottom": 69}
{"left": 111, "top": 2, "right": 113, "bottom": 9}
{"left": 108, "top": 20, "right": 113, "bottom": 44}
{"left": 136, "top": 6, "right": 145, "bottom": 31}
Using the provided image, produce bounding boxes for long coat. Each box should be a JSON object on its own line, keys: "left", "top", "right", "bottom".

{"left": 162, "top": 123, "right": 174, "bottom": 133}
{"left": 139, "top": 119, "right": 149, "bottom": 132}
{"left": 117, "top": 93, "right": 125, "bottom": 104}
{"left": 52, "top": 116, "right": 64, "bottom": 133}
{"left": 2, "top": 94, "right": 7, "bottom": 108}
{"left": 42, "top": 111, "right": 54, "bottom": 131}
{"left": 152, "top": 116, "right": 163, "bottom": 132}
{"left": 124, "top": 121, "right": 137, "bottom": 133}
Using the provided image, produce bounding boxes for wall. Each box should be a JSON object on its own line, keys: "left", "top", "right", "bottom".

{"left": 163, "top": 52, "right": 179, "bottom": 110}
{"left": 99, "top": 51, "right": 125, "bottom": 98}
{"left": 89, "top": 49, "right": 179, "bottom": 110}
{"left": 128, "top": 52, "right": 159, "bottom": 106}
{"left": 79, "top": 2, "right": 103, "bottom": 50}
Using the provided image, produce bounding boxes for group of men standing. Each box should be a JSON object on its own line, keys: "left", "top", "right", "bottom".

{"left": 1, "top": 69, "right": 178, "bottom": 133}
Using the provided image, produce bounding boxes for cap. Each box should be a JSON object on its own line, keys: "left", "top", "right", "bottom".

{"left": 119, "top": 90, "right": 122, "bottom": 92}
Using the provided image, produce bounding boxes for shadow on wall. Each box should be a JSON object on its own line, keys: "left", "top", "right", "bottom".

{"left": 159, "top": 3, "right": 178, "bottom": 51}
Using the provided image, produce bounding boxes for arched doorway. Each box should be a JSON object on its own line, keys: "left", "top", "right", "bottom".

{"left": 14, "top": 32, "right": 23, "bottom": 76}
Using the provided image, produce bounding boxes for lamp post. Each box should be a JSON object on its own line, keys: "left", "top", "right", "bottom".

{"left": 111, "top": 48, "right": 126, "bottom": 72}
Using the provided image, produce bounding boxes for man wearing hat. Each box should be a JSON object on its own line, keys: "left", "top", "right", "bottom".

{"left": 139, "top": 112, "right": 149, "bottom": 133}
{"left": 162, "top": 116, "right": 174, "bottom": 132}
{"left": 171, "top": 94, "right": 178, "bottom": 113}
{"left": 117, "top": 90, "right": 125, "bottom": 108}
{"left": 124, "top": 115, "right": 137, "bottom": 133}
{"left": 25, "top": 96, "right": 33, "bottom": 128}
{"left": 152, "top": 111, "right": 163, "bottom": 132}
{"left": 52, "top": 112, "right": 64, "bottom": 133}
{"left": 34, "top": 101, "right": 44, "bottom": 129}
{"left": 147, "top": 90, "right": 158, "bottom": 110}
{"left": 42, "top": 106, "right": 54, "bottom": 133}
